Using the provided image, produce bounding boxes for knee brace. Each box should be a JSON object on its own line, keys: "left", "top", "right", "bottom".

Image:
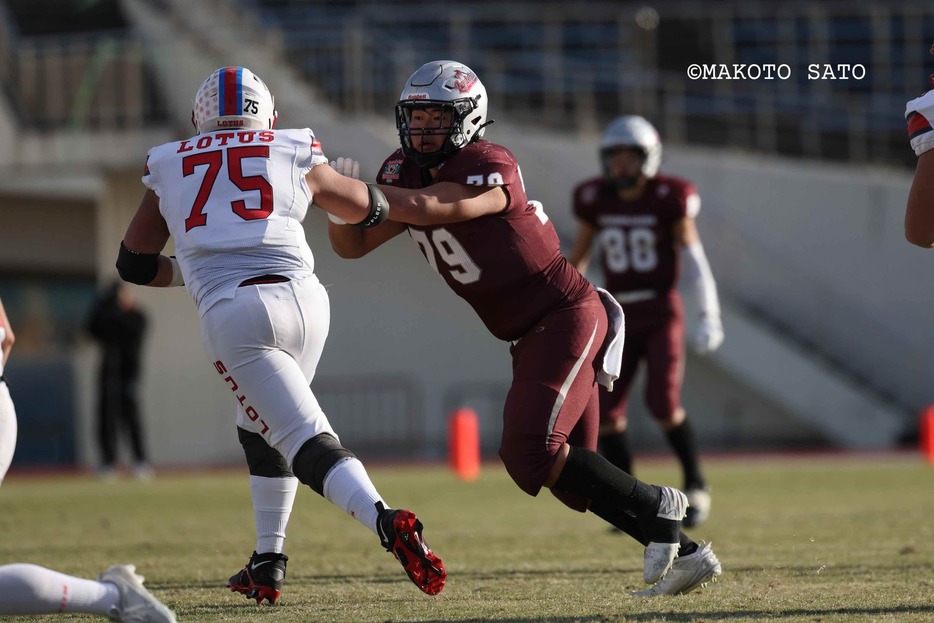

{"left": 237, "top": 427, "right": 292, "bottom": 478}
{"left": 291, "top": 432, "right": 356, "bottom": 495}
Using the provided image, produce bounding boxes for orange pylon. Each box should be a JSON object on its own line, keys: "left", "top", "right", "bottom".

{"left": 448, "top": 407, "right": 480, "bottom": 481}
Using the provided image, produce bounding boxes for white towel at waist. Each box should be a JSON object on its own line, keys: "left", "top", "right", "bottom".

{"left": 595, "top": 287, "right": 625, "bottom": 392}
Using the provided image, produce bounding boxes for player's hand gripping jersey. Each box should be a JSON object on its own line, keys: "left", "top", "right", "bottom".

{"left": 142, "top": 128, "right": 327, "bottom": 315}
{"left": 377, "top": 140, "right": 594, "bottom": 342}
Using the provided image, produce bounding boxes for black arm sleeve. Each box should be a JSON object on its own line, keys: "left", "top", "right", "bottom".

{"left": 116, "top": 241, "right": 159, "bottom": 285}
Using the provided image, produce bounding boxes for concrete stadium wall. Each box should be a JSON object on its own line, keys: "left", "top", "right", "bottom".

{"left": 3, "top": 112, "right": 919, "bottom": 466}
{"left": 70, "top": 122, "right": 854, "bottom": 468}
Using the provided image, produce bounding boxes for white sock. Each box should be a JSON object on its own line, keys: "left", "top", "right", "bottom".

{"left": 0, "top": 563, "right": 118, "bottom": 616}
{"left": 322, "top": 457, "right": 386, "bottom": 535}
{"left": 0, "top": 384, "right": 17, "bottom": 484}
{"left": 251, "top": 475, "right": 299, "bottom": 554}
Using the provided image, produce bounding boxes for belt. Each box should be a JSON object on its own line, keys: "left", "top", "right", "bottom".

{"left": 239, "top": 275, "right": 290, "bottom": 287}
{"left": 614, "top": 290, "right": 657, "bottom": 304}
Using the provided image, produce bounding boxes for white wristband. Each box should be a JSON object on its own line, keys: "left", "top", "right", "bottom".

{"left": 327, "top": 212, "right": 348, "bottom": 225}
{"left": 168, "top": 256, "right": 184, "bottom": 287}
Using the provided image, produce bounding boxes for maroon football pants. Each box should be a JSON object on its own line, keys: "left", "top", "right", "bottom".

{"left": 499, "top": 290, "right": 608, "bottom": 512}
{"left": 600, "top": 297, "right": 685, "bottom": 427}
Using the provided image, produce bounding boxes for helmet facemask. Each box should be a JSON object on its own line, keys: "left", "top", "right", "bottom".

{"left": 396, "top": 61, "right": 491, "bottom": 169}
{"left": 396, "top": 98, "right": 481, "bottom": 169}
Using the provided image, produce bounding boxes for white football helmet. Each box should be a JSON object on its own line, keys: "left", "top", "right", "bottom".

{"left": 395, "top": 60, "right": 491, "bottom": 168}
{"left": 191, "top": 66, "right": 277, "bottom": 134}
{"left": 600, "top": 115, "right": 662, "bottom": 187}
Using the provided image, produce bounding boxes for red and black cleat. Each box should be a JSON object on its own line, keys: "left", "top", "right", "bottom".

{"left": 377, "top": 504, "right": 446, "bottom": 595}
{"left": 227, "top": 550, "right": 288, "bottom": 605}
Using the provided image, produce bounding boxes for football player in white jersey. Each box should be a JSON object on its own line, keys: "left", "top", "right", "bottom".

{"left": 117, "top": 66, "right": 448, "bottom": 602}
{"left": 0, "top": 295, "right": 16, "bottom": 485}
{"left": 906, "top": 42, "right": 934, "bottom": 247}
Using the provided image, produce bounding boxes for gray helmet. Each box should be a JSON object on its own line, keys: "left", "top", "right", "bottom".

{"left": 600, "top": 115, "right": 662, "bottom": 187}
{"left": 395, "top": 60, "right": 491, "bottom": 168}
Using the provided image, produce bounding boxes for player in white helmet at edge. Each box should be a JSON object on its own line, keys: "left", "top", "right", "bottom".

{"left": 569, "top": 115, "right": 724, "bottom": 531}
{"left": 117, "top": 66, "right": 448, "bottom": 604}
{"left": 0, "top": 296, "right": 14, "bottom": 487}
{"left": 905, "top": 42, "right": 934, "bottom": 247}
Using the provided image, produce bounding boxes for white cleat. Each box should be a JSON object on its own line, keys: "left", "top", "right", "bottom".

{"left": 98, "top": 565, "right": 177, "bottom": 623}
{"left": 632, "top": 542, "right": 722, "bottom": 597}
{"left": 643, "top": 542, "right": 679, "bottom": 584}
{"left": 643, "top": 486, "right": 688, "bottom": 583}
{"left": 684, "top": 487, "right": 712, "bottom": 528}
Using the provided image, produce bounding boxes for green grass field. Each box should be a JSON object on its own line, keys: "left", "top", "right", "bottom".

{"left": 1, "top": 454, "right": 933, "bottom": 622}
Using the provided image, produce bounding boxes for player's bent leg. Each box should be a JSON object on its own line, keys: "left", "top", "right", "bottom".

{"left": 292, "top": 433, "right": 445, "bottom": 594}
{"left": 239, "top": 427, "right": 298, "bottom": 554}
{"left": 291, "top": 432, "right": 355, "bottom": 495}
{"left": 550, "top": 446, "right": 687, "bottom": 583}
{"left": 226, "top": 428, "right": 299, "bottom": 604}
{"left": 238, "top": 428, "right": 299, "bottom": 554}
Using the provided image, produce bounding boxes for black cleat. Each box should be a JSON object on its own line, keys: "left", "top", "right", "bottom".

{"left": 227, "top": 550, "right": 288, "bottom": 605}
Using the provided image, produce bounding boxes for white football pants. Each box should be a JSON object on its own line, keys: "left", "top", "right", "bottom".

{"left": 0, "top": 381, "right": 16, "bottom": 485}
{"left": 200, "top": 277, "right": 336, "bottom": 466}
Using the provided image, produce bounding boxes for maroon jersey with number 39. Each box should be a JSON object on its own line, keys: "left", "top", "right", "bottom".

{"left": 377, "top": 140, "right": 593, "bottom": 342}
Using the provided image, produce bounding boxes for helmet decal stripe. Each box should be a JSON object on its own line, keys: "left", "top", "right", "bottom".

{"left": 220, "top": 66, "right": 243, "bottom": 117}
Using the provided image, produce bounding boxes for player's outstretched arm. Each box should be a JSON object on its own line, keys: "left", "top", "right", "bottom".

{"left": 906, "top": 151, "right": 934, "bottom": 247}
{"left": 327, "top": 217, "right": 407, "bottom": 259}
{"left": 306, "top": 162, "right": 375, "bottom": 225}
{"left": 118, "top": 189, "right": 182, "bottom": 287}
{"left": 379, "top": 182, "right": 507, "bottom": 226}
{"left": 317, "top": 158, "right": 407, "bottom": 258}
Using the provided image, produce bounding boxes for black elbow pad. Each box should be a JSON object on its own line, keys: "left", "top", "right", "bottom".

{"left": 358, "top": 184, "right": 390, "bottom": 228}
{"left": 116, "top": 241, "right": 159, "bottom": 285}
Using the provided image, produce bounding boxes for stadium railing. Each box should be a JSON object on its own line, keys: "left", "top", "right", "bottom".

{"left": 242, "top": 0, "right": 931, "bottom": 169}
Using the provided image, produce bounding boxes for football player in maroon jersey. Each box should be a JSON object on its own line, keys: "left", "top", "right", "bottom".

{"left": 328, "top": 61, "right": 721, "bottom": 596}
{"left": 568, "top": 116, "right": 724, "bottom": 529}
